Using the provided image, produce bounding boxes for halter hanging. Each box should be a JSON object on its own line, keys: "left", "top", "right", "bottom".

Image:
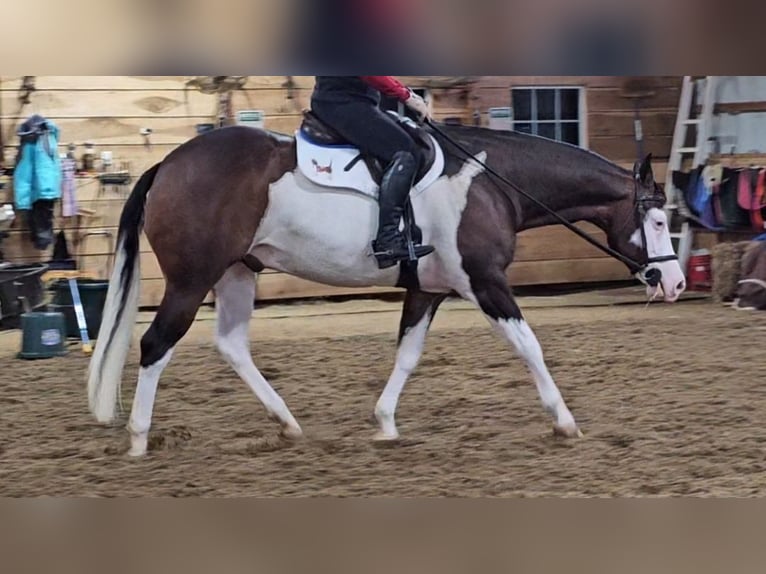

{"left": 426, "top": 120, "right": 675, "bottom": 288}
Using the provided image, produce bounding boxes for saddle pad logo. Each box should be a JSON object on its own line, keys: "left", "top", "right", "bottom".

{"left": 311, "top": 159, "right": 332, "bottom": 175}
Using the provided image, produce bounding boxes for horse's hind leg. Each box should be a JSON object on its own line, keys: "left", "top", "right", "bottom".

{"left": 469, "top": 274, "right": 581, "bottom": 438}
{"left": 128, "top": 285, "right": 208, "bottom": 457}
{"left": 374, "top": 290, "right": 447, "bottom": 441}
{"left": 214, "top": 263, "right": 302, "bottom": 439}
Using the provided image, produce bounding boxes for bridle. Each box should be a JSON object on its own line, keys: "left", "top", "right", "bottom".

{"left": 426, "top": 119, "right": 677, "bottom": 288}
{"left": 632, "top": 177, "right": 679, "bottom": 287}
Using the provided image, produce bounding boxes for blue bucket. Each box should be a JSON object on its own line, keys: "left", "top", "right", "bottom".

{"left": 18, "top": 311, "right": 67, "bottom": 359}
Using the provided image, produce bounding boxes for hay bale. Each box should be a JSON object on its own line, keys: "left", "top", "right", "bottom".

{"left": 711, "top": 241, "right": 752, "bottom": 302}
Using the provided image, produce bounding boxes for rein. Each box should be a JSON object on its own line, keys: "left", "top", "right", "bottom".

{"left": 426, "top": 120, "right": 675, "bottom": 287}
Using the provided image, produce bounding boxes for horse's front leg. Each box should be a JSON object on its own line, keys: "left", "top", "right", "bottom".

{"left": 469, "top": 276, "right": 581, "bottom": 438}
{"left": 373, "top": 290, "right": 447, "bottom": 441}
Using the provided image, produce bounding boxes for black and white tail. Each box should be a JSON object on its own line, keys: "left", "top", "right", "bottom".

{"left": 86, "top": 162, "right": 161, "bottom": 423}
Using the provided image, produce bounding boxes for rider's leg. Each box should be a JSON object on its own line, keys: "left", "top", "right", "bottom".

{"left": 311, "top": 101, "right": 435, "bottom": 269}
{"left": 371, "top": 150, "right": 434, "bottom": 269}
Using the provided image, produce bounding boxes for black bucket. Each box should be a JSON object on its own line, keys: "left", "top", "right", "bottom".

{"left": 48, "top": 278, "right": 110, "bottom": 340}
{"left": 0, "top": 263, "right": 49, "bottom": 330}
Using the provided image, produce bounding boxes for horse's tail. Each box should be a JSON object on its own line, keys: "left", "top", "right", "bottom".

{"left": 87, "top": 162, "right": 161, "bottom": 423}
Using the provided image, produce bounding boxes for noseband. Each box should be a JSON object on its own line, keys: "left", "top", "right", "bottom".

{"left": 633, "top": 176, "right": 679, "bottom": 288}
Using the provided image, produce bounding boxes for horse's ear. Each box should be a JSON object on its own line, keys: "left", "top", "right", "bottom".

{"left": 636, "top": 153, "right": 654, "bottom": 186}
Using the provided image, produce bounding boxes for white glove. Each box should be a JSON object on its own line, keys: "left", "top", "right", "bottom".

{"left": 404, "top": 91, "right": 430, "bottom": 123}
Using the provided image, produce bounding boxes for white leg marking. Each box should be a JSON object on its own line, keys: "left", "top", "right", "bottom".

{"left": 127, "top": 348, "right": 174, "bottom": 457}
{"left": 215, "top": 265, "right": 302, "bottom": 439}
{"left": 374, "top": 313, "right": 432, "bottom": 441}
{"left": 492, "top": 318, "right": 581, "bottom": 437}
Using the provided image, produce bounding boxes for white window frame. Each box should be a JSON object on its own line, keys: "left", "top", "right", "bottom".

{"left": 510, "top": 86, "right": 588, "bottom": 149}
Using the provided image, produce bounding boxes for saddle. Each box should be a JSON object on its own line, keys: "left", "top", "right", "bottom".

{"left": 298, "top": 110, "right": 442, "bottom": 192}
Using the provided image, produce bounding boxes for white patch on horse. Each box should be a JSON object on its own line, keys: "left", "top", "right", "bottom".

{"left": 411, "top": 151, "right": 488, "bottom": 297}
{"left": 251, "top": 171, "right": 401, "bottom": 287}
{"left": 490, "top": 317, "right": 580, "bottom": 437}
{"left": 128, "top": 347, "right": 174, "bottom": 457}
{"left": 250, "top": 152, "right": 488, "bottom": 295}
{"left": 215, "top": 264, "right": 302, "bottom": 438}
{"left": 374, "top": 312, "right": 431, "bottom": 440}
{"left": 631, "top": 207, "right": 686, "bottom": 302}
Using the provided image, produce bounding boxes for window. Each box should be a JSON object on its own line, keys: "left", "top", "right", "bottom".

{"left": 511, "top": 87, "right": 585, "bottom": 147}
{"left": 380, "top": 88, "right": 430, "bottom": 121}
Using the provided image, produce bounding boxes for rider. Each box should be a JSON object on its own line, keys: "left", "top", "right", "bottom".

{"left": 310, "top": 76, "right": 435, "bottom": 269}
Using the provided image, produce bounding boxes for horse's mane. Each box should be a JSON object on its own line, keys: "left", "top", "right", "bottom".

{"left": 433, "top": 122, "right": 632, "bottom": 178}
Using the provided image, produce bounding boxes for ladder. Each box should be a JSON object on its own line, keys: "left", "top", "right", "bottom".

{"left": 664, "top": 76, "right": 718, "bottom": 273}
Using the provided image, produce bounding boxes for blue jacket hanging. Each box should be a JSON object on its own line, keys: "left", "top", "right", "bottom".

{"left": 13, "top": 114, "right": 62, "bottom": 211}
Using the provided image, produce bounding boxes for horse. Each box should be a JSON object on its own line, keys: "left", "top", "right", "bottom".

{"left": 86, "top": 117, "right": 686, "bottom": 457}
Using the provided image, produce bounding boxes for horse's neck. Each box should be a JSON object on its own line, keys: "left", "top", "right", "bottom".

{"left": 438, "top": 126, "right": 633, "bottom": 232}
{"left": 515, "top": 167, "right": 632, "bottom": 232}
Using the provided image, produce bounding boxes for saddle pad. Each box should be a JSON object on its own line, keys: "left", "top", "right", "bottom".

{"left": 295, "top": 129, "right": 445, "bottom": 199}
{"left": 296, "top": 129, "right": 378, "bottom": 196}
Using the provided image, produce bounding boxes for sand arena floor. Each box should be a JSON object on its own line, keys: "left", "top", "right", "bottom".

{"left": 1, "top": 292, "right": 764, "bottom": 497}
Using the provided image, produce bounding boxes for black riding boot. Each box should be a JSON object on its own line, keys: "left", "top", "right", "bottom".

{"left": 371, "top": 151, "right": 435, "bottom": 269}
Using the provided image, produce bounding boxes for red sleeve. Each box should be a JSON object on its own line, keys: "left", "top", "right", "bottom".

{"left": 360, "top": 76, "right": 411, "bottom": 102}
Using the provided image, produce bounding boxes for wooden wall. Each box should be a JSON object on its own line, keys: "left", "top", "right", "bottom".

{"left": 466, "top": 76, "right": 681, "bottom": 170}
{"left": 0, "top": 76, "right": 681, "bottom": 308}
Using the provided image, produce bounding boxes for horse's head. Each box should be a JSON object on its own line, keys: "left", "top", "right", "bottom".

{"left": 609, "top": 154, "right": 686, "bottom": 303}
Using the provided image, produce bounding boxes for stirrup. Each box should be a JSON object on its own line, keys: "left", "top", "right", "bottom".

{"left": 371, "top": 237, "right": 434, "bottom": 269}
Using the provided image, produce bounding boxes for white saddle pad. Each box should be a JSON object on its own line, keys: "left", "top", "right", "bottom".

{"left": 295, "top": 128, "right": 445, "bottom": 200}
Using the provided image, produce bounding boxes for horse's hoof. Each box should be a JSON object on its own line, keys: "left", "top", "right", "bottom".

{"left": 127, "top": 441, "right": 147, "bottom": 457}
{"left": 280, "top": 423, "right": 303, "bottom": 441}
{"left": 128, "top": 430, "right": 148, "bottom": 457}
{"left": 553, "top": 424, "right": 583, "bottom": 439}
{"left": 373, "top": 430, "right": 400, "bottom": 442}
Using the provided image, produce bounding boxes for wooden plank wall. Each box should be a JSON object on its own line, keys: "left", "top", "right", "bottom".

{"left": 468, "top": 76, "right": 681, "bottom": 172}
{"left": 0, "top": 76, "right": 319, "bottom": 307}
{"left": 0, "top": 76, "right": 681, "bottom": 308}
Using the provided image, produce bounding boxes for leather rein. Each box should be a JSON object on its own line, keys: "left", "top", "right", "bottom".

{"left": 425, "top": 120, "right": 678, "bottom": 288}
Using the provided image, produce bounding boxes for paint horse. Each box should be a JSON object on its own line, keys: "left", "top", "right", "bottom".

{"left": 87, "top": 113, "right": 686, "bottom": 457}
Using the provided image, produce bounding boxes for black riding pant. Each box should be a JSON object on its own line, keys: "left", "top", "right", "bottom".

{"left": 311, "top": 99, "right": 423, "bottom": 169}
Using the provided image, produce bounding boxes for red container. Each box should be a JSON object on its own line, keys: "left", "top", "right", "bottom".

{"left": 687, "top": 251, "right": 712, "bottom": 291}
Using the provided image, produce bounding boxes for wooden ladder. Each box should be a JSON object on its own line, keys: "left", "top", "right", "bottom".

{"left": 664, "top": 76, "right": 718, "bottom": 273}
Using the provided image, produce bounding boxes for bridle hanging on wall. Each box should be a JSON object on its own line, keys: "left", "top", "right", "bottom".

{"left": 184, "top": 76, "right": 249, "bottom": 128}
